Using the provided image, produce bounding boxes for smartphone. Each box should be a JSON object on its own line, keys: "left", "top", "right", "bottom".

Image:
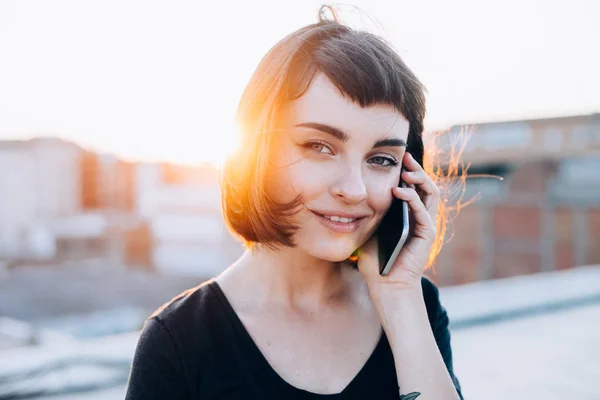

{"left": 377, "top": 171, "right": 410, "bottom": 276}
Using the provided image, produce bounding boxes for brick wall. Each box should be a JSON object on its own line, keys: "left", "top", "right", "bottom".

{"left": 588, "top": 208, "right": 600, "bottom": 265}
{"left": 428, "top": 159, "right": 600, "bottom": 287}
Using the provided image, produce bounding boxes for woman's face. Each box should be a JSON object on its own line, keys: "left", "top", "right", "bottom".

{"left": 268, "top": 73, "right": 410, "bottom": 262}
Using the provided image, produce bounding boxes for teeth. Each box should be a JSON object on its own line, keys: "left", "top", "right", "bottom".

{"left": 325, "top": 215, "right": 356, "bottom": 223}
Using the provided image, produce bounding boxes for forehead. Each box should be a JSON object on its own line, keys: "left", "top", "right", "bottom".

{"left": 281, "top": 73, "right": 409, "bottom": 140}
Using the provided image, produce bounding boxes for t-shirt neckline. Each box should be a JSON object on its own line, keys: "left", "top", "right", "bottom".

{"left": 209, "top": 280, "right": 387, "bottom": 398}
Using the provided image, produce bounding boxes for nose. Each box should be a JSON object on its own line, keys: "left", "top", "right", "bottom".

{"left": 330, "top": 165, "right": 367, "bottom": 204}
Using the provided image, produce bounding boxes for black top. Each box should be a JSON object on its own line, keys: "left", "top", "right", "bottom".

{"left": 125, "top": 277, "right": 463, "bottom": 399}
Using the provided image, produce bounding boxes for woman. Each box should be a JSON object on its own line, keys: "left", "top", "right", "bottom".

{"left": 126, "top": 7, "right": 463, "bottom": 400}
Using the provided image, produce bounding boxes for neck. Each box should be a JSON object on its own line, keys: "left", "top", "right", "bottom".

{"left": 231, "top": 246, "right": 353, "bottom": 313}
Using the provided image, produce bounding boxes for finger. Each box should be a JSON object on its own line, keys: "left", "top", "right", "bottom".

{"left": 402, "top": 173, "right": 439, "bottom": 220}
{"left": 393, "top": 187, "right": 436, "bottom": 239}
{"left": 402, "top": 170, "right": 439, "bottom": 214}
{"left": 402, "top": 151, "right": 422, "bottom": 171}
{"left": 401, "top": 153, "right": 440, "bottom": 221}
{"left": 402, "top": 154, "right": 440, "bottom": 194}
{"left": 401, "top": 169, "right": 439, "bottom": 198}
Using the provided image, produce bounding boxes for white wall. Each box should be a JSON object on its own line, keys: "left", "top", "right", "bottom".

{"left": 135, "top": 163, "right": 222, "bottom": 216}
{"left": 152, "top": 243, "right": 224, "bottom": 277}
{"left": 31, "top": 140, "right": 81, "bottom": 217}
{"left": 134, "top": 162, "right": 240, "bottom": 277}
{"left": 151, "top": 213, "right": 225, "bottom": 244}
{"left": 0, "top": 150, "right": 37, "bottom": 257}
{"left": 0, "top": 140, "right": 83, "bottom": 258}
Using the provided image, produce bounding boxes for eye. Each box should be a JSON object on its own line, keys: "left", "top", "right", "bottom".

{"left": 304, "top": 141, "right": 334, "bottom": 155}
{"left": 368, "top": 156, "right": 398, "bottom": 168}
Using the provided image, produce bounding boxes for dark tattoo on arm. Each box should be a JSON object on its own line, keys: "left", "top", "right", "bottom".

{"left": 399, "top": 393, "right": 421, "bottom": 400}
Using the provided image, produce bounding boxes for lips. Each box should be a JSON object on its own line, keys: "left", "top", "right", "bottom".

{"left": 310, "top": 209, "right": 369, "bottom": 220}
{"left": 310, "top": 210, "right": 368, "bottom": 233}
{"left": 322, "top": 215, "right": 357, "bottom": 223}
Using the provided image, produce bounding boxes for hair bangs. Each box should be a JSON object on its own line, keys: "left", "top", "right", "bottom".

{"left": 281, "top": 23, "right": 426, "bottom": 128}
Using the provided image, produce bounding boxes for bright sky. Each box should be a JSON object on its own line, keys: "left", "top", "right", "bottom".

{"left": 0, "top": 0, "right": 599, "bottom": 166}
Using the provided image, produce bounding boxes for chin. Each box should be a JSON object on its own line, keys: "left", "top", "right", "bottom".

{"left": 305, "top": 240, "right": 358, "bottom": 263}
{"left": 313, "top": 251, "right": 352, "bottom": 263}
{"left": 292, "top": 222, "right": 373, "bottom": 263}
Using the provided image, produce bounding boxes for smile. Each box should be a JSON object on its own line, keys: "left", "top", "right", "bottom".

{"left": 322, "top": 215, "right": 357, "bottom": 223}
{"left": 310, "top": 211, "right": 366, "bottom": 233}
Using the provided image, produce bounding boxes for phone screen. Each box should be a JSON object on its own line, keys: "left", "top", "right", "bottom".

{"left": 377, "top": 173, "right": 410, "bottom": 275}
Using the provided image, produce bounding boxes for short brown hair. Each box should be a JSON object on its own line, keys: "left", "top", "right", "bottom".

{"left": 221, "top": 6, "right": 452, "bottom": 266}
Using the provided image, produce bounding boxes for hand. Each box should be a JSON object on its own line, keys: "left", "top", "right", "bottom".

{"left": 357, "top": 151, "right": 441, "bottom": 295}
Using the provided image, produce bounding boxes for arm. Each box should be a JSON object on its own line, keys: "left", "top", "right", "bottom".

{"left": 378, "top": 284, "right": 462, "bottom": 400}
{"left": 125, "top": 317, "right": 192, "bottom": 400}
{"left": 357, "top": 151, "right": 463, "bottom": 399}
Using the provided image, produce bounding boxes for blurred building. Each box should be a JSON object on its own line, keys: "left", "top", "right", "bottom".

{"left": 0, "top": 138, "right": 141, "bottom": 265}
{"left": 133, "top": 161, "right": 242, "bottom": 277}
{"left": 2, "top": 113, "right": 598, "bottom": 283}
{"left": 0, "top": 138, "right": 82, "bottom": 260}
{"left": 0, "top": 138, "right": 241, "bottom": 277}
{"left": 431, "top": 113, "right": 600, "bottom": 286}
{"left": 2, "top": 119, "right": 600, "bottom": 400}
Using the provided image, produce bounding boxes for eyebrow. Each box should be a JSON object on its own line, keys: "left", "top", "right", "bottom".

{"left": 295, "top": 122, "right": 407, "bottom": 149}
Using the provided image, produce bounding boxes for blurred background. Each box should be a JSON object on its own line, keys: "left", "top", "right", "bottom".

{"left": 0, "top": 0, "right": 599, "bottom": 399}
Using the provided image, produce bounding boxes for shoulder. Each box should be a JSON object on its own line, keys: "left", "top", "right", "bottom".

{"left": 420, "top": 276, "right": 445, "bottom": 327}
{"left": 144, "top": 280, "right": 228, "bottom": 364}
{"left": 149, "top": 279, "right": 219, "bottom": 323}
{"left": 420, "top": 275, "right": 441, "bottom": 301}
{"left": 128, "top": 280, "right": 248, "bottom": 398}
{"left": 420, "top": 277, "right": 464, "bottom": 398}
{"left": 127, "top": 281, "right": 233, "bottom": 398}
{"left": 148, "top": 279, "right": 224, "bottom": 337}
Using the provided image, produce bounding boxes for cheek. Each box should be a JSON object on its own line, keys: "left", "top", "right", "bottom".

{"left": 366, "top": 174, "right": 397, "bottom": 216}
{"left": 264, "top": 139, "right": 297, "bottom": 202}
{"left": 286, "top": 161, "right": 332, "bottom": 199}
{"left": 264, "top": 167, "right": 294, "bottom": 204}
{"left": 265, "top": 154, "right": 330, "bottom": 204}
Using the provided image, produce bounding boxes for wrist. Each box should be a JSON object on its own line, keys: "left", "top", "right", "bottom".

{"left": 371, "top": 285, "right": 426, "bottom": 332}
{"left": 369, "top": 280, "right": 423, "bottom": 304}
